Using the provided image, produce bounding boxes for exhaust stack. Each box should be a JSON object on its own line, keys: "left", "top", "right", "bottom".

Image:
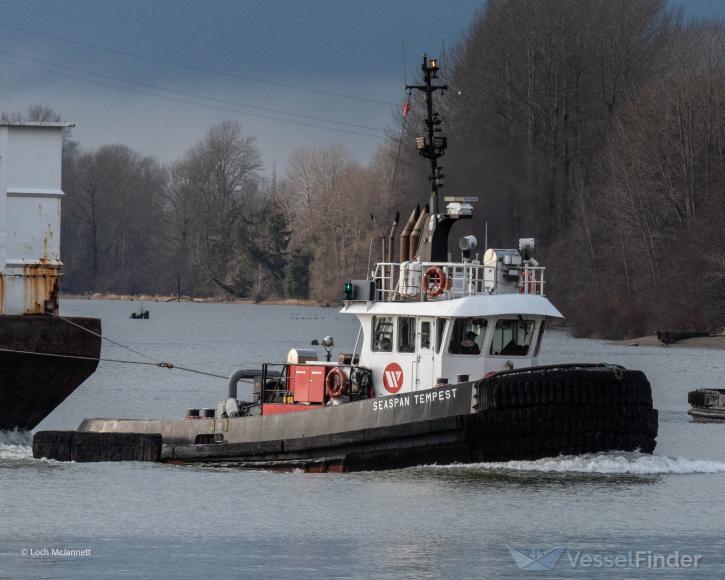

{"left": 387, "top": 211, "right": 400, "bottom": 263}
{"left": 409, "top": 204, "right": 429, "bottom": 259}
{"left": 399, "top": 205, "right": 420, "bottom": 263}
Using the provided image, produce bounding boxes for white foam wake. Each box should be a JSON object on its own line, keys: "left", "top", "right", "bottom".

{"left": 0, "top": 430, "right": 32, "bottom": 460}
{"left": 464, "top": 452, "right": 725, "bottom": 475}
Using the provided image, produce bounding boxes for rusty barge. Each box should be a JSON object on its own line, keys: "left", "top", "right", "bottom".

{"left": 0, "top": 121, "right": 101, "bottom": 430}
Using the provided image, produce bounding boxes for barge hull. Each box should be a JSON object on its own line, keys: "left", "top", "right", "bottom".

{"left": 0, "top": 315, "right": 102, "bottom": 430}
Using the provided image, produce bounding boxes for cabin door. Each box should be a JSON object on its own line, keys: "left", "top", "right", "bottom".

{"left": 415, "top": 318, "right": 435, "bottom": 389}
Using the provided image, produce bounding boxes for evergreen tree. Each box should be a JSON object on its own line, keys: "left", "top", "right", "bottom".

{"left": 284, "top": 247, "right": 314, "bottom": 299}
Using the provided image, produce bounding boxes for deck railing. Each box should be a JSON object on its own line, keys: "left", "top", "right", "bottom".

{"left": 371, "top": 261, "right": 545, "bottom": 301}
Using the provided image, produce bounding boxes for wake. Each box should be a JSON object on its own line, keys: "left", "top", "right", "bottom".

{"left": 446, "top": 452, "right": 725, "bottom": 475}
{"left": 0, "top": 430, "right": 32, "bottom": 461}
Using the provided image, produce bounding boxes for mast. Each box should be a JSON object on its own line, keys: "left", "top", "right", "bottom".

{"left": 406, "top": 54, "right": 447, "bottom": 216}
{"left": 405, "top": 54, "right": 470, "bottom": 262}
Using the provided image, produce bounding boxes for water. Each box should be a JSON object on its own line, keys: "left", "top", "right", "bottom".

{"left": 2, "top": 300, "right": 725, "bottom": 578}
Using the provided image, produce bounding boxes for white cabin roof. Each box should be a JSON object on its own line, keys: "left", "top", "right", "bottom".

{"left": 341, "top": 293, "right": 564, "bottom": 318}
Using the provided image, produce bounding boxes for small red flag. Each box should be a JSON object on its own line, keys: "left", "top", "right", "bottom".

{"left": 402, "top": 101, "right": 411, "bottom": 118}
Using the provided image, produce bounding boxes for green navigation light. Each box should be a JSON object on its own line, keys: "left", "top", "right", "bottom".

{"left": 343, "top": 282, "right": 354, "bottom": 300}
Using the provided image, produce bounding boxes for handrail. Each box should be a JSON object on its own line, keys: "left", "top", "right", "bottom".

{"left": 370, "top": 261, "right": 545, "bottom": 301}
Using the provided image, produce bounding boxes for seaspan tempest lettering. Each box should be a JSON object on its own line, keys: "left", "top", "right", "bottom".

{"left": 373, "top": 388, "right": 457, "bottom": 411}
{"left": 34, "top": 54, "right": 659, "bottom": 471}
{"left": 373, "top": 396, "right": 410, "bottom": 411}
{"left": 413, "top": 388, "right": 457, "bottom": 405}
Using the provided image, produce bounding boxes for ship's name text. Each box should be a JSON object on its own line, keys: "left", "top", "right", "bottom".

{"left": 372, "top": 388, "right": 457, "bottom": 411}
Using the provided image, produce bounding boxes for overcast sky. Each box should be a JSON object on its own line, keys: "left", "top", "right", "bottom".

{"left": 1, "top": 0, "right": 722, "bottom": 175}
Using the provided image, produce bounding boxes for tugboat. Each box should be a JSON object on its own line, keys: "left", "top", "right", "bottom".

{"left": 34, "top": 56, "right": 658, "bottom": 469}
{"left": 0, "top": 121, "right": 101, "bottom": 431}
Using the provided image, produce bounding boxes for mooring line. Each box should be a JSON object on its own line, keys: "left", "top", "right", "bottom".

{"left": 0, "top": 346, "right": 228, "bottom": 380}
{"left": 59, "top": 316, "right": 157, "bottom": 362}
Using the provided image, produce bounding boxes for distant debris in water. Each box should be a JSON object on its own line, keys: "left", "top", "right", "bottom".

{"left": 130, "top": 308, "right": 150, "bottom": 319}
{"left": 688, "top": 389, "right": 725, "bottom": 422}
{"left": 614, "top": 333, "right": 725, "bottom": 349}
{"left": 657, "top": 330, "right": 710, "bottom": 345}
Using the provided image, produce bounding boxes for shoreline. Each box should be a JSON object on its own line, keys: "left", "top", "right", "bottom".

{"left": 62, "top": 293, "right": 329, "bottom": 307}
{"left": 611, "top": 335, "right": 725, "bottom": 350}
{"left": 60, "top": 295, "right": 725, "bottom": 351}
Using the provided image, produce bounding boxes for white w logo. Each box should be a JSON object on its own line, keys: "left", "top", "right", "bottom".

{"left": 385, "top": 370, "right": 403, "bottom": 390}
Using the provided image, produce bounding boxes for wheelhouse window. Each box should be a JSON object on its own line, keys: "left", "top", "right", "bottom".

{"left": 448, "top": 318, "right": 487, "bottom": 355}
{"left": 372, "top": 316, "right": 393, "bottom": 352}
{"left": 490, "top": 318, "right": 536, "bottom": 356}
{"left": 420, "top": 321, "right": 431, "bottom": 350}
{"left": 398, "top": 316, "right": 416, "bottom": 353}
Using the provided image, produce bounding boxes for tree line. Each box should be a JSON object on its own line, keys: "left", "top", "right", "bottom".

{"left": 57, "top": 124, "right": 389, "bottom": 302}
{"left": 397, "top": 0, "right": 725, "bottom": 338}
{"left": 4, "top": 0, "right": 725, "bottom": 337}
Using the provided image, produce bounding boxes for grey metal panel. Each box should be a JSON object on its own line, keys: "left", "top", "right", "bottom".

{"left": 226, "top": 415, "right": 263, "bottom": 443}
{"left": 78, "top": 418, "right": 211, "bottom": 444}
{"left": 0, "top": 122, "right": 72, "bottom": 128}
{"left": 6, "top": 188, "right": 64, "bottom": 198}
{"left": 309, "top": 405, "right": 331, "bottom": 438}
{"left": 284, "top": 430, "right": 367, "bottom": 452}
{"left": 81, "top": 383, "right": 476, "bottom": 446}
{"left": 259, "top": 412, "right": 294, "bottom": 441}
{"left": 167, "top": 439, "right": 283, "bottom": 460}
{"left": 326, "top": 402, "right": 356, "bottom": 435}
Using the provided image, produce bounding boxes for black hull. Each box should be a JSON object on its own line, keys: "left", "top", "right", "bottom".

{"left": 164, "top": 413, "right": 657, "bottom": 472}
{"left": 0, "top": 315, "right": 102, "bottom": 430}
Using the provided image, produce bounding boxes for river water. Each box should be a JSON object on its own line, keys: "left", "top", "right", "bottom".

{"left": 1, "top": 300, "right": 725, "bottom": 579}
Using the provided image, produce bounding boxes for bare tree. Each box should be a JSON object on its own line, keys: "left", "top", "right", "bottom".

{"left": 198, "top": 121, "right": 262, "bottom": 245}
{"left": 284, "top": 144, "right": 384, "bottom": 300}
{"left": 61, "top": 144, "right": 167, "bottom": 292}
{"left": 165, "top": 156, "right": 202, "bottom": 291}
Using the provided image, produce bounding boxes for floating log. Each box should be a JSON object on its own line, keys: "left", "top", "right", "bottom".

{"left": 656, "top": 330, "right": 709, "bottom": 345}
{"left": 33, "top": 431, "right": 162, "bottom": 462}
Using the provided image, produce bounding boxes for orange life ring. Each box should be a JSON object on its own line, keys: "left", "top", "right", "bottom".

{"left": 326, "top": 367, "right": 348, "bottom": 399}
{"left": 422, "top": 266, "right": 447, "bottom": 298}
